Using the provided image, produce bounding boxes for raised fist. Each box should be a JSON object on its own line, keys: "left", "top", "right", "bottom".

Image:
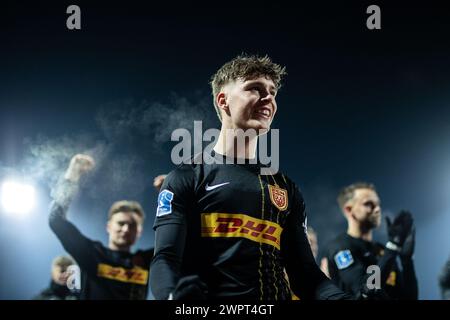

{"left": 64, "top": 154, "right": 95, "bottom": 182}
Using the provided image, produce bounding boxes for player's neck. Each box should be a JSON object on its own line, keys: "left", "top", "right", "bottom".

{"left": 108, "top": 241, "right": 131, "bottom": 252}
{"left": 214, "top": 126, "right": 258, "bottom": 159}
{"left": 347, "top": 223, "right": 373, "bottom": 241}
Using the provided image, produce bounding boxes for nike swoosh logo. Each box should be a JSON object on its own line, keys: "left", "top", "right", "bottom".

{"left": 205, "top": 182, "right": 230, "bottom": 191}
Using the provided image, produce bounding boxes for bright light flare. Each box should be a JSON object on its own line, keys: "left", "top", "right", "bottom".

{"left": 1, "top": 180, "right": 36, "bottom": 216}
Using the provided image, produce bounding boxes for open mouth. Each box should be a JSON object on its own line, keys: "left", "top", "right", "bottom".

{"left": 254, "top": 107, "right": 271, "bottom": 119}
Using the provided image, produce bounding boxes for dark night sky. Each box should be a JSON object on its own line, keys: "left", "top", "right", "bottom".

{"left": 1, "top": 1, "right": 450, "bottom": 299}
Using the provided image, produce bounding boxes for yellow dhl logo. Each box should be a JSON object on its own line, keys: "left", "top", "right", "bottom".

{"left": 201, "top": 213, "right": 283, "bottom": 250}
{"left": 386, "top": 271, "right": 396, "bottom": 286}
{"left": 97, "top": 263, "right": 148, "bottom": 285}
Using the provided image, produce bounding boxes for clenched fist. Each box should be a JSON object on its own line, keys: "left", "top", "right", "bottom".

{"left": 64, "top": 154, "right": 95, "bottom": 182}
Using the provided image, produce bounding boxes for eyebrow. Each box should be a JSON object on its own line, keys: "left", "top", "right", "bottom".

{"left": 117, "top": 220, "right": 136, "bottom": 224}
{"left": 244, "top": 80, "right": 276, "bottom": 91}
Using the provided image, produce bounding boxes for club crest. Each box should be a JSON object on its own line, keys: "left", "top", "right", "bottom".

{"left": 268, "top": 185, "right": 288, "bottom": 211}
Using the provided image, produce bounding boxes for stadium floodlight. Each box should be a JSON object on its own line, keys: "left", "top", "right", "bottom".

{"left": 1, "top": 180, "right": 36, "bottom": 216}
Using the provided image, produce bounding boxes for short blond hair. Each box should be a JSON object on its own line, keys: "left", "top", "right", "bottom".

{"left": 108, "top": 200, "right": 145, "bottom": 221}
{"left": 210, "top": 54, "right": 287, "bottom": 121}
{"left": 337, "top": 182, "right": 376, "bottom": 210}
{"left": 52, "top": 255, "right": 74, "bottom": 269}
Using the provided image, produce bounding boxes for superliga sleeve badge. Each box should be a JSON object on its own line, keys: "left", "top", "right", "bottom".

{"left": 334, "top": 250, "right": 354, "bottom": 270}
{"left": 156, "top": 189, "right": 174, "bottom": 217}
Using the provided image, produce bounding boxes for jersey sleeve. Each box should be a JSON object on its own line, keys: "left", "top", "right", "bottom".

{"left": 327, "top": 238, "right": 398, "bottom": 297}
{"left": 150, "top": 165, "right": 195, "bottom": 299}
{"left": 49, "top": 201, "right": 98, "bottom": 274}
{"left": 153, "top": 165, "right": 196, "bottom": 229}
{"left": 282, "top": 182, "right": 351, "bottom": 300}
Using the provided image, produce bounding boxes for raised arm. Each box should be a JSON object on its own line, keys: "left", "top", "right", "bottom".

{"left": 49, "top": 154, "right": 96, "bottom": 270}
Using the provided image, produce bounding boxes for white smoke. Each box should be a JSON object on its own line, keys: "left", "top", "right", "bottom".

{"left": 96, "top": 94, "right": 217, "bottom": 146}
{"left": 20, "top": 134, "right": 108, "bottom": 186}
{"left": 2, "top": 93, "right": 217, "bottom": 202}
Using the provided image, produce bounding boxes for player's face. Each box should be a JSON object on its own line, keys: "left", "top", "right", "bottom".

{"left": 107, "top": 212, "right": 142, "bottom": 248}
{"left": 348, "top": 188, "right": 382, "bottom": 229}
{"left": 223, "top": 76, "right": 277, "bottom": 133}
{"left": 51, "top": 265, "right": 71, "bottom": 286}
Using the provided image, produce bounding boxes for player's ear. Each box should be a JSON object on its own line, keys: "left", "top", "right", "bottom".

{"left": 343, "top": 204, "right": 353, "bottom": 218}
{"left": 217, "top": 92, "right": 229, "bottom": 114}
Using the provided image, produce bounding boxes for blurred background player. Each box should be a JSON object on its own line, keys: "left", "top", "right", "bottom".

{"left": 325, "top": 182, "right": 418, "bottom": 299}
{"left": 33, "top": 255, "right": 78, "bottom": 300}
{"left": 153, "top": 174, "right": 167, "bottom": 192}
{"left": 49, "top": 154, "right": 154, "bottom": 300}
{"left": 439, "top": 256, "right": 450, "bottom": 300}
{"left": 306, "top": 227, "right": 330, "bottom": 278}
